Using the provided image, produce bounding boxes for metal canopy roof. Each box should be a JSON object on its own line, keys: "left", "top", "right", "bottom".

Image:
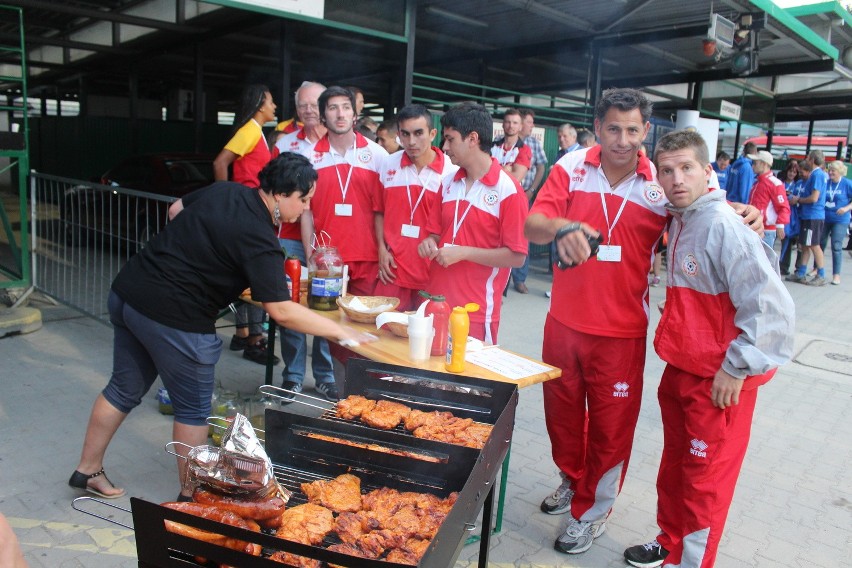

{"left": 1, "top": 0, "right": 850, "bottom": 125}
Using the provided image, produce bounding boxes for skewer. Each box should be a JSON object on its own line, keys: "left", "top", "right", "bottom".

{"left": 259, "top": 384, "right": 336, "bottom": 412}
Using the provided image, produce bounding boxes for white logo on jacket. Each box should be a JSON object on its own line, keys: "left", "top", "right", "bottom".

{"left": 690, "top": 438, "right": 708, "bottom": 458}
{"left": 644, "top": 184, "right": 664, "bottom": 203}
{"left": 613, "top": 382, "right": 629, "bottom": 397}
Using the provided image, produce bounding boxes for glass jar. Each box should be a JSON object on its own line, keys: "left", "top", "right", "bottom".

{"left": 308, "top": 245, "right": 344, "bottom": 310}
{"left": 247, "top": 391, "right": 278, "bottom": 434}
{"left": 210, "top": 389, "right": 241, "bottom": 446}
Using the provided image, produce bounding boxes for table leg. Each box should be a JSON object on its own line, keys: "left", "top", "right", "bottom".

{"left": 264, "top": 323, "right": 277, "bottom": 386}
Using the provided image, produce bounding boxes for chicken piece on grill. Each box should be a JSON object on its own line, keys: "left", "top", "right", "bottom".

{"left": 462, "top": 422, "right": 493, "bottom": 448}
{"left": 403, "top": 409, "right": 454, "bottom": 431}
{"left": 333, "top": 511, "right": 377, "bottom": 545}
{"left": 336, "top": 395, "right": 376, "bottom": 420}
{"left": 360, "top": 399, "right": 412, "bottom": 430}
{"left": 327, "top": 541, "right": 381, "bottom": 567}
{"left": 267, "top": 550, "right": 320, "bottom": 568}
{"left": 360, "top": 487, "right": 403, "bottom": 518}
{"left": 385, "top": 537, "right": 432, "bottom": 565}
{"left": 300, "top": 473, "right": 362, "bottom": 513}
{"left": 276, "top": 503, "right": 334, "bottom": 546}
{"left": 357, "top": 528, "right": 407, "bottom": 557}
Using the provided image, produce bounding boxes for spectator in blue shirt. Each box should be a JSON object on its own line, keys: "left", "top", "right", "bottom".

{"left": 820, "top": 160, "right": 852, "bottom": 285}
{"left": 788, "top": 150, "right": 829, "bottom": 285}
{"left": 725, "top": 142, "right": 757, "bottom": 203}
{"left": 712, "top": 150, "right": 731, "bottom": 188}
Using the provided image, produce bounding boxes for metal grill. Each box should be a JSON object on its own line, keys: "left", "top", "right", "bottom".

{"left": 30, "top": 172, "right": 173, "bottom": 323}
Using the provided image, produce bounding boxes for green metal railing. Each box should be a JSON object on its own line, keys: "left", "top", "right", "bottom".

{"left": 0, "top": 4, "right": 30, "bottom": 291}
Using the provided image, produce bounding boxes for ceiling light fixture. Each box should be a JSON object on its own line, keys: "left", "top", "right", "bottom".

{"left": 425, "top": 6, "right": 489, "bottom": 28}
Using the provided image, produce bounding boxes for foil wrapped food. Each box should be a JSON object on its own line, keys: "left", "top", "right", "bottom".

{"left": 184, "top": 413, "right": 291, "bottom": 501}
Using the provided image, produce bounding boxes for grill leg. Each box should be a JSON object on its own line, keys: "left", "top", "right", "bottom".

{"left": 265, "top": 323, "right": 277, "bottom": 385}
{"left": 478, "top": 482, "right": 496, "bottom": 568}
{"left": 494, "top": 443, "right": 511, "bottom": 533}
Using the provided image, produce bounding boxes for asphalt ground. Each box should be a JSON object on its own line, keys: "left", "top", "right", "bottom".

{"left": 1, "top": 255, "right": 851, "bottom": 567}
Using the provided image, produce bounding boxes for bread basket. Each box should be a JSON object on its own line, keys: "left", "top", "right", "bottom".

{"left": 384, "top": 311, "right": 415, "bottom": 338}
{"left": 336, "top": 295, "right": 400, "bottom": 324}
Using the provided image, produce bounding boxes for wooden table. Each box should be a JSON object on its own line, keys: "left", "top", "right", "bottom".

{"left": 314, "top": 307, "right": 561, "bottom": 388}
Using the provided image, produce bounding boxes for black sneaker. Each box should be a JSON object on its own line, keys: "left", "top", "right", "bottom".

{"left": 229, "top": 335, "right": 249, "bottom": 351}
{"left": 624, "top": 539, "right": 669, "bottom": 568}
{"left": 279, "top": 381, "right": 302, "bottom": 404}
{"left": 242, "top": 339, "right": 280, "bottom": 366}
{"left": 315, "top": 382, "right": 339, "bottom": 402}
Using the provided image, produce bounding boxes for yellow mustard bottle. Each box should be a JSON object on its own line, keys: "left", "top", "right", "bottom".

{"left": 445, "top": 303, "right": 478, "bottom": 373}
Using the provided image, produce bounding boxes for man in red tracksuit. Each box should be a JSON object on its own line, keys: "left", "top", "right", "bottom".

{"left": 746, "top": 149, "right": 790, "bottom": 250}
{"left": 623, "top": 130, "right": 795, "bottom": 568}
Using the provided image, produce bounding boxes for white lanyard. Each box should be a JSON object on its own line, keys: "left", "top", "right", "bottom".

{"left": 826, "top": 182, "right": 840, "bottom": 201}
{"left": 499, "top": 140, "right": 516, "bottom": 165}
{"left": 451, "top": 180, "right": 479, "bottom": 244}
{"left": 332, "top": 138, "right": 357, "bottom": 202}
{"left": 404, "top": 166, "right": 433, "bottom": 225}
{"left": 597, "top": 169, "right": 637, "bottom": 244}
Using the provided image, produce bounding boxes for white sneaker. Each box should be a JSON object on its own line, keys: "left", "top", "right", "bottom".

{"left": 545, "top": 290, "right": 552, "bottom": 298}
{"left": 554, "top": 517, "right": 606, "bottom": 554}
{"left": 540, "top": 473, "right": 573, "bottom": 514}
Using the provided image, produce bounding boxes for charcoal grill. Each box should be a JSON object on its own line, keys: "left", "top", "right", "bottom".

{"left": 131, "top": 360, "right": 518, "bottom": 567}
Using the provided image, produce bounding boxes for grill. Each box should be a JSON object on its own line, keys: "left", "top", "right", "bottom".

{"left": 131, "top": 360, "right": 518, "bottom": 567}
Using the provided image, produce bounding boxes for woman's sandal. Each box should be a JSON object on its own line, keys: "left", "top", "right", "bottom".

{"left": 68, "top": 468, "right": 126, "bottom": 499}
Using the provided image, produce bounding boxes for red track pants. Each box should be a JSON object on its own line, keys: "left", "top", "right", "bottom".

{"left": 656, "top": 365, "right": 758, "bottom": 568}
{"left": 542, "top": 315, "right": 646, "bottom": 521}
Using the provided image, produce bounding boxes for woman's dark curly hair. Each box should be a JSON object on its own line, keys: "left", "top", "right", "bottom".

{"left": 257, "top": 152, "right": 317, "bottom": 196}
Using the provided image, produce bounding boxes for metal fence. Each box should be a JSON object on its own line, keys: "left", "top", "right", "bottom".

{"left": 30, "top": 172, "right": 174, "bottom": 324}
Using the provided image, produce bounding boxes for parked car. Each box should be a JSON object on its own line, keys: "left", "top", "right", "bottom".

{"left": 62, "top": 153, "right": 214, "bottom": 252}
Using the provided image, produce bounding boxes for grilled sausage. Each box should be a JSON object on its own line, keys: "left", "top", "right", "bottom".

{"left": 191, "top": 488, "right": 287, "bottom": 521}
{"left": 161, "top": 501, "right": 262, "bottom": 556}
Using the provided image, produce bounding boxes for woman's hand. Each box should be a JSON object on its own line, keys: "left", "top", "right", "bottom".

{"left": 336, "top": 327, "right": 378, "bottom": 347}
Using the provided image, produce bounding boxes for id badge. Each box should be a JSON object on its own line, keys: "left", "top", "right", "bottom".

{"left": 826, "top": 201, "right": 835, "bottom": 208}
{"left": 335, "top": 203, "right": 353, "bottom": 216}
{"left": 597, "top": 245, "right": 622, "bottom": 262}
{"left": 401, "top": 224, "right": 421, "bottom": 238}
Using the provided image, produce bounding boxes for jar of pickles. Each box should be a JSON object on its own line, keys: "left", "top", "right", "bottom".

{"left": 308, "top": 245, "right": 344, "bottom": 310}
{"left": 210, "top": 389, "right": 241, "bottom": 446}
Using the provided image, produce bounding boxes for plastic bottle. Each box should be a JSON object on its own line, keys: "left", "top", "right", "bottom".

{"left": 445, "top": 307, "right": 470, "bottom": 373}
{"left": 307, "top": 246, "right": 343, "bottom": 310}
{"left": 422, "top": 292, "right": 451, "bottom": 356}
{"left": 285, "top": 256, "right": 302, "bottom": 304}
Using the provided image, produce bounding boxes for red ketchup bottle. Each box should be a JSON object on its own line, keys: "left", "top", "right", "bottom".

{"left": 285, "top": 256, "right": 301, "bottom": 305}
{"left": 422, "top": 292, "right": 451, "bottom": 357}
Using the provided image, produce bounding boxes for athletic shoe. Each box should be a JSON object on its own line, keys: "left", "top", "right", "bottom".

{"left": 624, "top": 539, "right": 669, "bottom": 568}
{"left": 554, "top": 518, "right": 606, "bottom": 554}
{"left": 279, "top": 381, "right": 302, "bottom": 403}
{"left": 540, "top": 474, "right": 574, "bottom": 515}
{"left": 650, "top": 276, "right": 661, "bottom": 287}
{"left": 242, "top": 338, "right": 280, "bottom": 365}
{"left": 229, "top": 335, "right": 249, "bottom": 351}
{"left": 832, "top": 276, "right": 840, "bottom": 285}
{"left": 785, "top": 273, "right": 808, "bottom": 283}
{"left": 806, "top": 276, "right": 828, "bottom": 287}
{"left": 315, "top": 382, "right": 339, "bottom": 402}
{"left": 545, "top": 290, "right": 552, "bottom": 298}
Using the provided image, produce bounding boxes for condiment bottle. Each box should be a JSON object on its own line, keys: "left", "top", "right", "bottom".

{"left": 307, "top": 245, "right": 343, "bottom": 310}
{"left": 444, "top": 305, "right": 471, "bottom": 373}
{"left": 284, "top": 256, "right": 302, "bottom": 304}
{"left": 421, "top": 292, "right": 451, "bottom": 356}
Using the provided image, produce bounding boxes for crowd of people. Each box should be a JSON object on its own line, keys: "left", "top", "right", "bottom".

{"left": 57, "top": 81, "right": 848, "bottom": 568}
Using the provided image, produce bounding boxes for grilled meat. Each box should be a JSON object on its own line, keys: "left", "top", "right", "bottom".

{"left": 336, "top": 395, "right": 376, "bottom": 420}
{"left": 385, "top": 537, "right": 431, "bottom": 565}
{"left": 300, "top": 473, "right": 362, "bottom": 513}
{"left": 360, "top": 400, "right": 412, "bottom": 430}
{"left": 276, "top": 503, "right": 334, "bottom": 546}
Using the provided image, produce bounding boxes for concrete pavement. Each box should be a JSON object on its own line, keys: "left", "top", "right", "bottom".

{"left": 1, "top": 258, "right": 851, "bottom": 567}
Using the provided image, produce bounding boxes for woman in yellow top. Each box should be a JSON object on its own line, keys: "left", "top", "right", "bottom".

{"left": 213, "top": 84, "right": 279, "bottom": 364}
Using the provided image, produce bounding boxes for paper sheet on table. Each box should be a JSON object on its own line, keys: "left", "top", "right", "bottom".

{"left": 464, "top": 348, "right": 552, "bottom": 380}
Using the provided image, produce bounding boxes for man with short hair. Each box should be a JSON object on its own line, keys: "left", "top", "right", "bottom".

{"left": 491, "top": 108, "right": 531, "bottom": 183}
{"left": 725, "top": 142, "right": 757, "bottom": 203}
{"left": 418, "top": 102, "right": 528, "bottom": 345}
{"left": 271, "top": 81, "right": 335, "bottom": 403}
{"left": 556, "top": 123, "right": 580, "bottom": 161}
{"left": 712, "top": 150, "right": 731, "bottom": 188}
{"left": 624, "top": 129, "right": 794, "bottom": 568}
{"left": 787, "top": 149, "right": 829, "bottom": 285}
{"left": 509, "top": 109, "right": 549, "bottom": 294}
{"left": 747, "top": 150, "right": 789, "bottom": 249}
{"left": 577, "top": 129, "right": 596, "bottom": 148}
{"left": 374, "top": 105, "right": 457, "bottom": 310}
{"left": 375, "top": 120, "right": 402, "bottom": 154}
{"left": 525, "top": 88, "right": 764, "bottom": 557}
{"left": 307, "top": 86, "right": 389, "bottom": 400}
